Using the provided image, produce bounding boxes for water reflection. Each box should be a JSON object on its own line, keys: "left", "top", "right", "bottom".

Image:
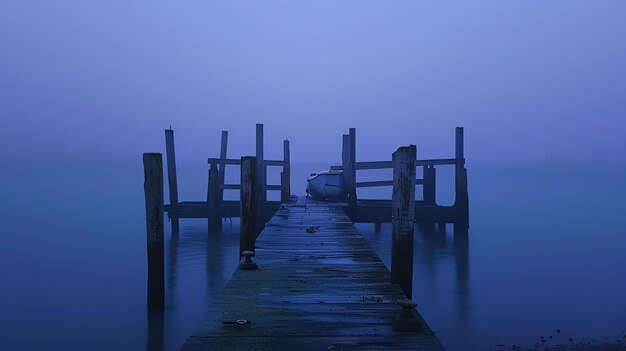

{"left": 358, "top": 222, "right": 471, "bottom": 349}
{"left": 206, "top": 224, "right": 227, "bottom": 297}
{"left": 146, "top": 310, "right": 164, "bottom": 351}
{"left": 453, "top": 233, "right": 470, "bottom": 339}
{"left": 145, "top": 218, "right": 241, "bottom": 350}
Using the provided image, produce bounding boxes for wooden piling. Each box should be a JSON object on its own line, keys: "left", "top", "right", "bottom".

{"left": 143, "top": 153, "right": 164, "bottom": 309}
{"left": 256, "top": 124, "right": 266, "bottom": 206}
{"left": 218, "top": 131, "right": 228, "bottom": 202}
{"left": 348, "top": 128, "right": 357, "bottom": 205}
{"left": 454, "top": 127, "right": 469, "bottom": 234}
{"left": 164, "top": 129, "right": 179, "bottom": 234}
{"left": 391, "top": 145, "right": 417, "bottom": 299}
{"left": 342, "top": 134, "right": 356, "bottom": 205}
{"left": 455, "top": 127, "right": 464, "bottom": 169}
{"left": 423, "top": 165, "right": 436, "bottom": 205}
{"left": 281, "top": 139, "right": 291, "bottom": 203}
{"left": 207, "top": 160, "right": 221, "bottom": 232}
{"left": 240, "top": 156, "right": 257, "bottom": 255}
{"left": 438, "top": 222, "right": 446, "bottom": 234}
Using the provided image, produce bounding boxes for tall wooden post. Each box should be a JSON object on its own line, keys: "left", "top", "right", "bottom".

{"left": 391, "top": 145, "right": 416, "bottom": 299}
{"left": 455, "top": 127, "right": 464, "bottom": 169}
{"left": 454, "top": 127, "right": 469, "bottom": 234}
{"left": 281, "top": 139, "right": 291, "bottom": 203}
{"left": 240, "top": 156, "right": 257, "bottom": 255}
{"left": 164, "top": 129, "right": 179, "bottom": 234}
{"left": 348, "top": 128, "right": 357, "bottom": 205}
{"left": 256, "top": 124, "right": 265, "bottom": 207}
{"left": 207, "top": 160, "right": 221, "bottom": 232}
{"left": 342, "top": 134, "right": 356, "bottom": 204}
{"left": 218, "top": 131, "right": 228, "bottom": 202}
{"left": 423, "top": 165, "right": 436, "bottom": 205}
{"left": 143, "top": 153, "right": 164, "bottom": 309}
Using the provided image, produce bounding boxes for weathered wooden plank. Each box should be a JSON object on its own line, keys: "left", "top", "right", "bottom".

{"left": 356, "top": 179, "right": 424, "bottom": 188}
{"left": 183, "top": 335, "right": 442, "bottom": 351}
{"left": 331, "top": 158, "right": 456, "bottom": 171}
{"left": 181, "top": 198, "right": 443, "bottom": 351}
{"left": 223, "top": 184, "right": 282, "bottom": 191}
{"left": 208, "top": 158, "right": 284, "bottom": 166}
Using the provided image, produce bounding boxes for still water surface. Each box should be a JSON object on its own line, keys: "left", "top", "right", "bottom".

{"left": 0, "top": 160, "right": 624, "bottom": 350}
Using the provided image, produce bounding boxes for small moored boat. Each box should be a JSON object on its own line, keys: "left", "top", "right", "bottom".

{"left": 306, "top": 170, "right": 348, "bottom": 201}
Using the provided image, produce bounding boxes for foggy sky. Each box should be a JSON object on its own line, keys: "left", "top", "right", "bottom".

{"left": 1, "top": 1, "right": 625, "bottom": 164}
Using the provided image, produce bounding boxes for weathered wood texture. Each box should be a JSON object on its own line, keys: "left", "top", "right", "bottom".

{"left": 164, "top": 129, "right": 179, "bottom": 208}
{"left": 164, "top": 201, "right": 280, "bottom": 220}
{"left": 240, "top": 157, "right": 257, "bottom": 255}
{"left": 165, "top": 129, "right": 180, "bottom": 233}
{"left": 181, "top": 198, "right": 443, "bottom": 351}
{"left": 281, "top": 139, "right": 291, "bottom": 203}
{"left": 390, "top": 146, "right": 417, "bottom": 299}
{"left": 218, "top": 131, "right": 228, "bottom": 202}
{"left": 349, "top": 128, "right": 357, "bottom": 205}
{"left": 143, "top": 153, "right": 164, "bottom": 309}
{"left": 208, "top": 162, "right": 221, "bottom": 231}
{"left": 454, "top": 127, "right": 469, "bottom": 234}
{"left": 342, "top": 134, "right": 356, "bottom": 206}
{"left": 256, "top": 124, "right": 266, "bottom": 206}
{"left": 423, "top": 165, "right": 436, "bottom": 205}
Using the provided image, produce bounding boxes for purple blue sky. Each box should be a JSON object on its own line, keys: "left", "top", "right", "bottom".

{"left": 1, "top": 1, "right": 625, "bottom": 163}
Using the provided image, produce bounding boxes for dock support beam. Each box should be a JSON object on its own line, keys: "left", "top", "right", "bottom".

{"left": 240, "top": 156, "right": 257, "bottom": 256}
{"left": 208, "top": 161, "right": 221, "bottom": 232}
{"left": 342, "top": 131, "right": 356, "bottom": 205}
{"left": 218, "top": 131, "right": 228, "bottom": 203}
{"left": 391, "top": 145, "right": 417, "bottom": 299}
{"left": 454, "top": 127, "right": 469, "bottom": 235}
{"left": 165, "top": 129, "right": 179, "bottom": 235}
{"left": 256, "top": 124, "right": 265, "bottom": 233}
{"left": 349, "top": 128, "right": 357, "bottom": 205}
{"left": 143, "top": 153, "right": 165, "bottom": 310}
{"left": 423, "top": 165, "right": 436, "bottom": 205}
{"left": 281, "top": 139, "right": 291, "bottom": 203}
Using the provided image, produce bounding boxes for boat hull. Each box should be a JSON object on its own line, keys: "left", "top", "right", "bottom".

{"left": 307, "top": 171, "right": 348, "bottom": 201}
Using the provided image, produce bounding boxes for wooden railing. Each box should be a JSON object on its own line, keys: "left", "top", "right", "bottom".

{"left": 330, "top": 127, "right": 467, "bottom": 216}
{"left": 164, "top": 124, "right": 291, "bottom": 232}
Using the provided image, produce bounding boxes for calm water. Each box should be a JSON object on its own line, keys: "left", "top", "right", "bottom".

{"left": 0, "top": 160, "right": 625, "bottom": 350}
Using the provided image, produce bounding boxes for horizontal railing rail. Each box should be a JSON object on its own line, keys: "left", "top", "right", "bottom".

{"left": 208, "top": 158, "right": 286, "bottom": 167}
{"left": 330, "top": 158, "right": 456, "bottom": 171}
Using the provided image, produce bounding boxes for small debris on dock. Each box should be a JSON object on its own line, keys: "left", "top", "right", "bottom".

{"left": 306, "top": 226, "right": 320, "bottom": 233}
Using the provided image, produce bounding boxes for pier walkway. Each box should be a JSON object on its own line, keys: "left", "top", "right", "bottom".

{"left": 181, "top": 198, "right": 444, "bottom": 351}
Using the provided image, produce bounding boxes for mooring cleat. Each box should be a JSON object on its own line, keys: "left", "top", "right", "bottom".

{"left": 239, "top": 250, "right": 258, "bottom": 270}
{"left": 392, "top": 299, "right": 423, "bottom": 332}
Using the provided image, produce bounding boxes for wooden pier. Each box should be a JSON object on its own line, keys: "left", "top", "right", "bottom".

{"left": 142, "top": 124, "right": 469, "bottom": 349}
{"left": 163, "top": 124, "right": 291, "bottom": 235}
{"left": 162, "top": 125, "right": 468, "bottom": 235}
{"left": 181, "top": 199, "right": 444, "bottom": 351}
{"left": 332, "top": 127, "right": 469, "bottom": 235}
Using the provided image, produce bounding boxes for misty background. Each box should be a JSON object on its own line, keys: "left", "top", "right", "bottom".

{"left": 1, "top": 1, "right": 625, "bottom": 164}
